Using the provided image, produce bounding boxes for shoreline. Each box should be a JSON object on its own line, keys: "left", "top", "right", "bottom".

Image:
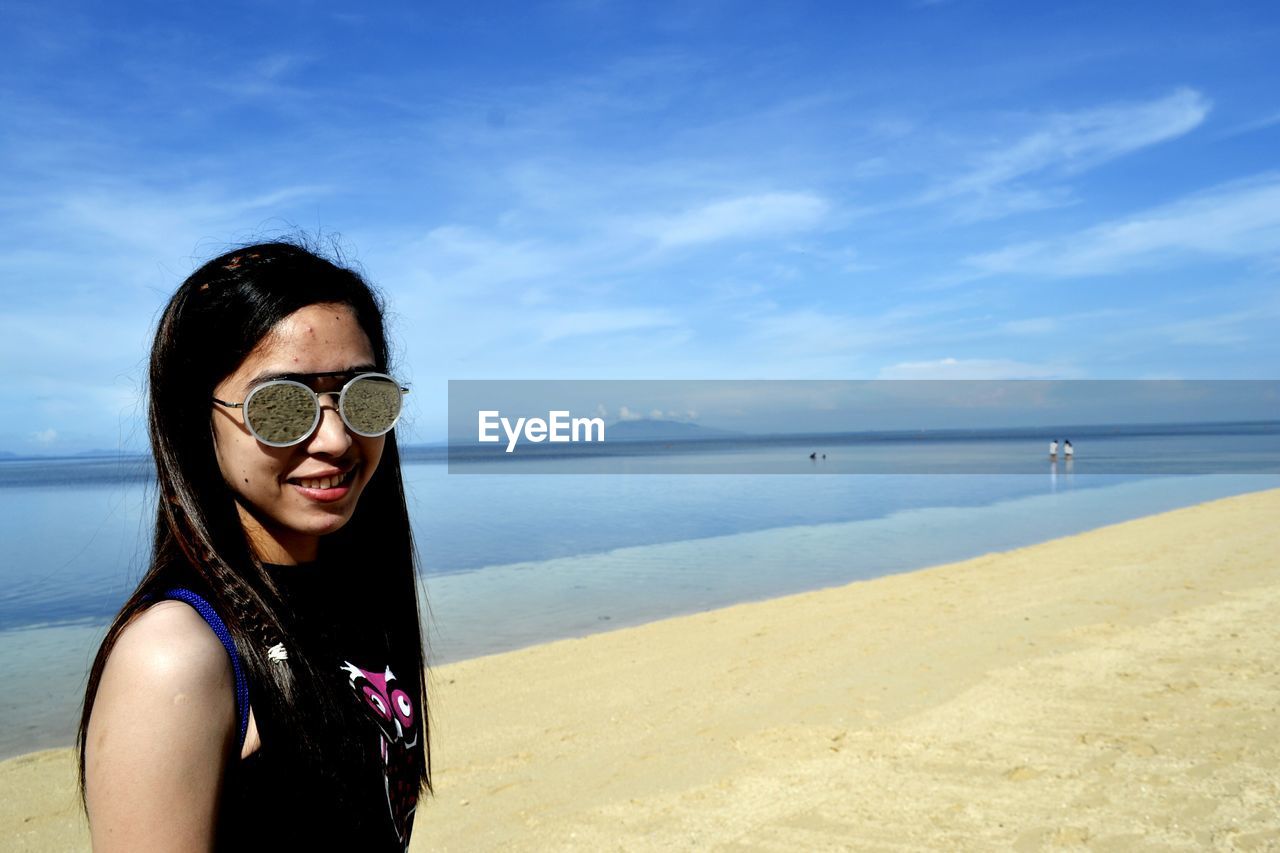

{"left": 10, "top": 472, "right": 1273, "bottom": 764}
{"left": 4, "top": 488, "right": 1278, "bottom": 849}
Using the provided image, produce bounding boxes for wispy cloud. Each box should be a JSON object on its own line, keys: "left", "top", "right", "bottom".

{"left": 925, "top": 88, "right": 1210, "bottom": 220}
{"left": 1138, "top": 305, "right": 1280, "bottom": 348}
{"left": 408, "top": 225, "right": 577, "bottom": 290}
{"left": 209, "top": 52, "right": 317, "bottom": 100}
{"left": 56, "top": 183, "right": 327, "bottom": 257}
{"left": 1217, "top": 109, "right": 1280, "bottom": 139}
{"left": 999, "top": 317, "right": 1058, "bottom": 335}
{"left": 712, "top": 299, "right": 994, "bottom": 378}
{"left": 537, "top": 308, "right": 680, "bottom": 343}
{"left": 966, "top": 172, "right": 1280, "bottom": 277}
{"left": 641, "top": 192, "right": 830, "bottom": 249}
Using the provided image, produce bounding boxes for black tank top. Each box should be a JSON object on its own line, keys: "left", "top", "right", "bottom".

{"left": 213, "top": 558, "right": 423, "bottom": 851}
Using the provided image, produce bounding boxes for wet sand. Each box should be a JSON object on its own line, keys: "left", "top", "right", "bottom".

{"left": 4, "top": 489, "right": 1278, "bottom": 851}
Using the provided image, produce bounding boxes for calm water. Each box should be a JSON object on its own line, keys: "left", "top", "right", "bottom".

{"left": 1, "top": 424, "right": 1278, "bottom": 758}
{"left": 441, "top": 420, "right": 1280, "bottom": 475}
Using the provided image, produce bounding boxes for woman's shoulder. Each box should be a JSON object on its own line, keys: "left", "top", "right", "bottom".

{"left": 91, "top": 599, "right": 239, "bottom": 746}
{"left": 111, "top": 599, "right": 235, "bottom": 686}
{"left": 84, "top": 601, "right": 240, "bottom": 848}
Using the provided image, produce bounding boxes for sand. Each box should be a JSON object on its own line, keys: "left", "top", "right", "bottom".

{"left": 3, "top": 489, "right": 1278, "bottom": 851}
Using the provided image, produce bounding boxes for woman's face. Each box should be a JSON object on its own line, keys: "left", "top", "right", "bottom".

{"left": 211, "top": 302, "right": 386, "bottom": 564}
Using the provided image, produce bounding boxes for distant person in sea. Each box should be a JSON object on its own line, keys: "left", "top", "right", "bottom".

{"left": 1064, "top": 439, "right": 1074, "bottom": 459}
{"left": 78, "top": 242, "right": 429, "bottom": 850}
{"left": 1049, "top": 439, "right": 1058, "bottom": 459}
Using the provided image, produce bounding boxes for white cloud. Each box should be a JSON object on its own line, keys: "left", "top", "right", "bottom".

{"left": 747, "top": 308, "right": 883, "bottom": 355}
{"left": 967, "top": 89, "right": 1206, "bottom": 186}
{"left": 1217, "top": 109, "right": 1280, "bottom": 139}
{"left": 1000, "top": 317, "right": 1058, "bottom": 335}
{"left": 199, "top": 51, "right": 321, "bottom": 102}
{"left": 537, "top": 309, "right": 679, "bottom": 343}
{"left": 967, "top": 173, "right": 1280, "bottom": 277}
{"left": 58, "top": 183, "right": 326, "bottom": 254}
{"left": 739, "top": 301, "right": 981, "bottom": 372}
{"left": 413, "top": 226, "right": 569, "bottom": 288}
{"left": 928, "top": 88, "right": 1210, "bottom": 220}
{"left": 644, "top": 192, "right": 829, "bottom": 249}
{"left": 1141, "top": 307, "right": 1280, "bottom": 347}
{"left": 877, "top": 357, "right": 1075, "bottom": 379}
{"left": 31, "top": 428, "right": 57, "bottom": 445}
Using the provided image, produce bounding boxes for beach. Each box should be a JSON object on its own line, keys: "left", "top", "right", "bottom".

{"left": 4, "top": 488, "right": 1277, "bottom": 850}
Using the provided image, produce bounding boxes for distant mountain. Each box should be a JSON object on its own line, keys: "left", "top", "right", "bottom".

{"left": 605, "top": 419, "right": 737, "bottom": 441}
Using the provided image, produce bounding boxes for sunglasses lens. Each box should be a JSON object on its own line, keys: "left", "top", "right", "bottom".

{"left": 245, "top": 383, "right": 318, "bottom": 445}
{"left": 342, "top": 375, "right": 402, "bottom": 436}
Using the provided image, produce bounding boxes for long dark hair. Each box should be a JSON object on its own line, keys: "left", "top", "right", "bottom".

{"left": 78, "top": 241, "right": 430, "bottom": 811}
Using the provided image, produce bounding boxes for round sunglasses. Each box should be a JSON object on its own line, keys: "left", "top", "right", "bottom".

{"left": 213, "top": 371, "right": 408, "bottom": 447}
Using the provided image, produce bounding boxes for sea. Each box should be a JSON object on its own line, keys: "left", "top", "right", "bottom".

{"left": 1, "top": 421, "right": 1278, "bottom": 759}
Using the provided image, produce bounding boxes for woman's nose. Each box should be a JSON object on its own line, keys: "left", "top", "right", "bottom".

{"left": 305, "top": 398, "right": 353, "bottom": 456}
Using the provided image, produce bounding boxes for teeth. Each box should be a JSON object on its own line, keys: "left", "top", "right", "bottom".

{"left": 295, "top": 470, "right": 351, "bottom": 490}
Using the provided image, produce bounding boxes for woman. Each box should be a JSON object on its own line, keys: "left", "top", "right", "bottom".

{"left": 78, "top": 242, "right": 430, "bottom": 851}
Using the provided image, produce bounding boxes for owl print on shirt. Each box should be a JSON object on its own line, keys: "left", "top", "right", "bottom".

{"left": 342, "top": 661, "right": 419, "bottom": 848}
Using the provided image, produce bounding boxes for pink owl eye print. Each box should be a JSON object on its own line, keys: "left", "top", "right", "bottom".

{"left": 390, "top": 688, "right": 414, "bottom": 728}
{"left": 342, "top": 660, "right": 419, "bottom": 848}
{"left": 363, "top": 686, "right": 390, "bottom": 720}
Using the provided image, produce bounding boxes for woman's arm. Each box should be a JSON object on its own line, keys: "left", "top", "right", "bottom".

{"left": 85, "top": 601, "right": 237, "bottom": 852}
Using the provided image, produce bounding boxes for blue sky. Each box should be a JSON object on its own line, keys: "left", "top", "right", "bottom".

{"left": 2, "top": 1, "right": 1279, "bottom": 451}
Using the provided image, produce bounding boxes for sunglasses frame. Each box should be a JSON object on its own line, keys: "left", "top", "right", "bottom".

{"left": 213, "top": 371, "right": 409, "bottom": 447}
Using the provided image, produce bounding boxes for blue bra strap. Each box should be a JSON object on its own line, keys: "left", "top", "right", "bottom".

{"left": 160, "top": 588, "right": 251, "bottom": 752}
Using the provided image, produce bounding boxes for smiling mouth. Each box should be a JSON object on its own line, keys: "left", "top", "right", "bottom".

{"left": 289, "top": 467, "right": 357, "bottom": 490}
